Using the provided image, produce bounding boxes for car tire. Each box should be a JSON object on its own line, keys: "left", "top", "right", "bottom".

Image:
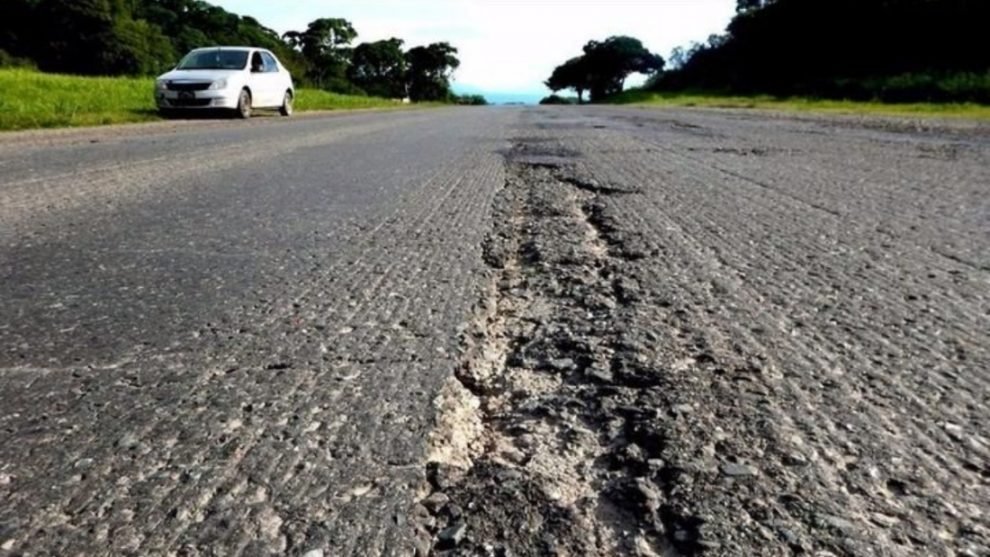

{"left": 236, "top": 89, "right": 252, "bottom": 119}
{"left": 279, "top": 91, "right": 294, "bottom": 117}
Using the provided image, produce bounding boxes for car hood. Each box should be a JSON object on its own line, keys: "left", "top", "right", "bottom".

{"left": 156, "top": 69, "right": 244, "bottom": 82}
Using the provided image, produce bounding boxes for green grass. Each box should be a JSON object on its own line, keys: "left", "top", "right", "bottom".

{"left": 0, "top": 69, "right": 406, "bottom": 131}
{"left": 293, "top": 88, "right": 404, "bottom": 112}
{"left": 609, "top": 89, "right": 990, "bottom": 120}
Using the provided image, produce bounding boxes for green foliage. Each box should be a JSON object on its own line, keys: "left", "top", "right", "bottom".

{"left": 828, "top": 73, "right": 990, "bottom": 105}
{"left": 657, "top": 0, "right": 990, "bottom": 103}
{"left": 582, "top": 36, "right": 664, "bottom": 101}
{"left": 546, "top": 36, "right": 663, "bottom": 103}
{"left": 0, "top": 68, "right": 406, "bottom": 131}
{"left": 545, "top": 57, "right": 591, "bottom": 103}
{"left": 454, "top": 94, "right": 488, "bottom": 106}
{"left": 609, "top": 88, "right": 990, "bottom": 120}
{"left": 0, "top": 49, "right": 36, "bottom": 69}
{"left": 284, "top": 18, "right": 357, "bottom": 89}
{"left": 539, "top": 94, "right": 578, "bottom": 105}
{"left": 0, "top": 0, "right": 308, "bottom": 76}
{"left": 405, "top": 43, "right": 460, "bottom": 102}
{"left": 107, "top": 16, "right": 176, "bottom": 75}
{"left": 348, "top": 38, "right": 408, "bottom": 99}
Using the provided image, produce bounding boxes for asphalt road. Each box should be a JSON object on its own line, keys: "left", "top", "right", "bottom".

{"left": 0, "top": 107, "right": 987, "bottom": 556}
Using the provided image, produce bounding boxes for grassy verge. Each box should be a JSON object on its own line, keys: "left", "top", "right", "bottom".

{"left": 610, "top": 89, "right": 990, "bottom": 120}
{"left": 293, "top": 88, "right": 405, "bottom": 112}
{"left": 0, "top": 69, "right": 406, "bottom": 131}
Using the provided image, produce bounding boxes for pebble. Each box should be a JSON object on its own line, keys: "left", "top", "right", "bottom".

{"left": 622, "top": 443, "right": 646, "bottom": 464}
{"left": 819, "top": 514, "right": 855, "bottom": 532}
{"left": 302, "top": 550, "right": 324, "bottom": 557}
{"left": 546, "top": 358, "right": 576, "bottom": 372}
{"left": 633, "top": 478, "right": 661, "bottom": 511}
{"left": 778, "top": 527, "right": 800, "bottom": 546}
{"left": 437, "top": 522, "right": 467, "bottom": 548}
{"left": 647, "top": 458, "right": 666, "bottom": 472}
{"left": 422, "top": 492, "right": 450, "bottom": 514}
{"left": 585, "top": 365, "right": 614, "bottom": 383}
{"left": 427, "top": 463, "right": 464, "bottom": 491}
{"left": 117, "top": 432, "right": 140, "bottom": 450}
{"left": 722, "top": 463, "right": 759, "bottom": 477}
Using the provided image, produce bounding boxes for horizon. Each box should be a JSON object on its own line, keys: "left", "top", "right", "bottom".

{"left": 211, "top": 0, "right": 737, "bottom": 101}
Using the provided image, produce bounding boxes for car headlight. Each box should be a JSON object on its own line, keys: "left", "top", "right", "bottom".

{"left": 208, "top": 78, "right": 228, "bottom": 91}
{"left": 155, "top": 79, "right": 168, "bottom": 91}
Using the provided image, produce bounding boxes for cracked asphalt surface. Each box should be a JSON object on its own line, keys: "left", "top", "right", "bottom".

{"left": 1, "top": 107, "right": 988, "bottom": 556}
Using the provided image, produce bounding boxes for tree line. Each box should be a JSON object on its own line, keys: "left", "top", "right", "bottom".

{"left": 654, "top": 0, "right": 990, "bottom": 103}
{"left": 0, "top": 0, "right": 467, "bottom": 102}
{"left": 545, "top": 0, "right": 989, "bottom": 104}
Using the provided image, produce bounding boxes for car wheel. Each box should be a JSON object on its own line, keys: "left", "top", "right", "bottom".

{"left": 279, "top": 91, "right": 294, "bottom": 117}
{"left": 236, "top": 89, "right": 252, "bottom": 119}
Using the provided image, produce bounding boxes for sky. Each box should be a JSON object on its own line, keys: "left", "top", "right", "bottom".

{"left": 212, "top": 0, "right": 737, "bottom": 102}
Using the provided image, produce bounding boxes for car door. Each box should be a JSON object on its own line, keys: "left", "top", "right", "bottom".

{"left": 261, "top": 52, "right": 285, "bottom": 106}
{"left": 248, "top": 50, "right": 273, "bottom": 107}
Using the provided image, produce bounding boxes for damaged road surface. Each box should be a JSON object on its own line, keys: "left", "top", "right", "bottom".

{"left": 1, "top": 108, "right": 988, "bottom": 556}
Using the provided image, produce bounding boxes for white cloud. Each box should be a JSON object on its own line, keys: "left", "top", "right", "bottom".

{"left": 212, "top": 0, "right": 736, "bottom": 94}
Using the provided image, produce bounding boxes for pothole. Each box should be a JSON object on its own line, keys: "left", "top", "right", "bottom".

{"left": 415, "top": 140, "right": 671, "bottom": 555}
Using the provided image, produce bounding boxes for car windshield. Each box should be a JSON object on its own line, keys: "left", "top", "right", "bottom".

{"left": 176, "top": 50, "right": 249, "bottom": 70}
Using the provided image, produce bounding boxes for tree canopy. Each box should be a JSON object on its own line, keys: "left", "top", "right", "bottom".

{"left": 283, "top": 18, "right": 357, "bottom": 91}
{"left": 405, "top": 42, "right": 461, "bottom": 102}
{"left": 546, "top": 36, "right": 664, "bottom": 103}
{"left": 348, "top": 38, "right": 408, "bottom": 99}
{"left": 546, "top": 57, "right": 591, "bottom": 103}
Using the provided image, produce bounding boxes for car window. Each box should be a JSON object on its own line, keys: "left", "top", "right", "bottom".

{"left": 177, "top": 50, "right": 248, "bottom": 70}
{"left": 250, "top": 52, "right": 265, "bottom": 72}
{"left": 261, "top": 52, "right": 279, "bottom": 73}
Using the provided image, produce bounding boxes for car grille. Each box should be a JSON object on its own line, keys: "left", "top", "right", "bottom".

{"left": 167, "top": 82, "right": 212, "bottom": 92}
{"left": 168, "top": 98, "right": 212, "bottom": 107}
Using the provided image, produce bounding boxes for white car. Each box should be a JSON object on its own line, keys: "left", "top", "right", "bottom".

{"left": 155, "top": 47, "right": 295, "bottom": 118}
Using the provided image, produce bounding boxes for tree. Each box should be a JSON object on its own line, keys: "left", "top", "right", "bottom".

{"left": 348, "top": 38, "right": 408, "bottom": 98}
{"left": 0, "top": 0, "right": 40, "bottom": 62}
{"left": 581, "top": 36, "right": 664, "bottom": 101}
{"left": 545, "top": 36, "right": 663, "bottom": 103}
{"left": 736, "top": 0, "right": 771, "bottom": 13}
{"left": 539, "top": 94, "right": 578, "bottom": 105}
{"left": 545, "top": 56, "right": 591, "bottom": 103}
{"left": 35, "top": 0, "right": 116, "bottom": 73}
{"left": 454, "top": 94, "right": 488, "bottom": 106}
{"left": 656, "top": 0, "right": 990, "bottom": 102}
{"left": 405, "top": 42, "right": 460, "bottom": 102}
{"left": 106, "top": 16, "right": 175, "bottom": 75}
{"left": 285, "top": 18, "right": 357, "bottom": 91}
{"left": 295, "top": 18, "right": 357, "bottom": 62}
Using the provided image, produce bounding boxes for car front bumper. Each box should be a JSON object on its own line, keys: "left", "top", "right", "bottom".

{"left": 156, "top": 90, "right": 240, "bottom": 110}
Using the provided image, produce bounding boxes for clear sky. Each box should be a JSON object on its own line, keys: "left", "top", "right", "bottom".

{"left": 211, "top": 0, "right": 737, "bottom": 100}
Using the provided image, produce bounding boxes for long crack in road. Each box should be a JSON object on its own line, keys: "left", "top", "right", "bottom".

{"left": 0, "top": 107, "right": 988, "bottom": 556}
